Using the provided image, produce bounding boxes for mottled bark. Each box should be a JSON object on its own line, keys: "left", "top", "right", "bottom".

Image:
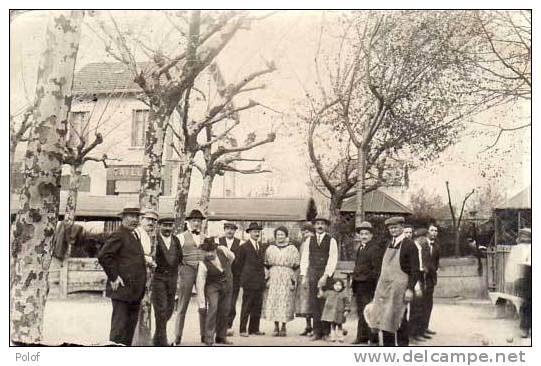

{"left": 10, "top": 10, "right": 83, "bottom": 344}
{"left": 139, "top": 108, "right": 169, "bottom": 212}
{"left": 355, "top": 145, "right": 367, "bottom": 227}
{"left": 197, "top": 173, "right": 215, "bottom": 234}
{"left": 173, "top": 151, "right": 195, "bottom": 234}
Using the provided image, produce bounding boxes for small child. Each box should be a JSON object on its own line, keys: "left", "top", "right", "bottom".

{"left": 318, "top": 278, "right": 350, "bottom": 342}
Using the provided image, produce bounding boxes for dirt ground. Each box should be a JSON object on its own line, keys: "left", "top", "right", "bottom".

{"left": 42, "top": 293, "right": 531, "bottom": 346}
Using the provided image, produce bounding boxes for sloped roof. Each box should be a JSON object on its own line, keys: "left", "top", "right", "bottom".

{"left": 73, "top": 62, "right": 151, "bottom": 95}
{"left": 340, "top": 189, "right": 412, "bottom": 215}
{"left": 495, "top": 186, "right": 531, "bottom": 210}
{"left": 10, "top": 193, "right": 315, "bottom": 221}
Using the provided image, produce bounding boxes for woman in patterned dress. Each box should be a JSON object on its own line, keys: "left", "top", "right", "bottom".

{"left": 263, "top": 226, "right": 300, "bottom": 336}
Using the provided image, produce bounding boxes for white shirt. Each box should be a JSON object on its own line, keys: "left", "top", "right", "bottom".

{"left": 176, "top": 226, "right": 203, "bottom": 247}
{"left": 161, "top": 234, "right": 172, "bottom": 251}
{"left": 225, "top": 237, "right": 235, "bottom": 250}
{"left": 299, "top": 232, "right": 338, "bottom": 277}
{"left": 134, "top": 227, "right": 152, "bottom": 255}
{"left": 414, "top": 240, "right": 424, "bottom": 271}
{"left": 391, "top": 233, "right": 406, "bottom": 248}
{"left": 250, "top": 238, "right": 260, "bottom": 252}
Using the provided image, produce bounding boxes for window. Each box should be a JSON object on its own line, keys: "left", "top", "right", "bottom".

{"left": 68, "top": 111, "right": 90, "bottom": 146}
{"left": 131, "top": 110, "right": 149, "bottom": 147}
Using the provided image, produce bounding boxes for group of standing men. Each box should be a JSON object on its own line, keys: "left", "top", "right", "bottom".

{"left": 352, "top": 217, "right": 440, "bottom": 346}
{"left": 97, "top": 203, "right": 440, "bottom": 347}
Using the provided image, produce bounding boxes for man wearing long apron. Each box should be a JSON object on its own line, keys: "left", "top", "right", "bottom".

{"left": 367, "top": 216, "right": 420, "bottom": 346}
{"left": 300, "top": 215, "right": 338, "bottom": 341}
{"left": 174, "top": 209, "right": 207, "bottom": 345}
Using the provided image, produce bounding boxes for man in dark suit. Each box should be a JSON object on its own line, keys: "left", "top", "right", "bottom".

{"left": 98, "top": 206, "right": 147, "bottom": 346}
{"left": 236, "top": 222, "right": 267, "bottom": 337}
{"left": 422, "top": 224, "right": 440, "bottom": 337}
{"left": 151, "top": 216, "right": 183, "bottom": 346}
{"left": 351, "top": 221, "right": 385, "bottom": 345}
{"left": 408, "top": 228, "right": 431, "bottom": 342}
{"left": 217, "top": 221, "right": 242, "bottom": 336}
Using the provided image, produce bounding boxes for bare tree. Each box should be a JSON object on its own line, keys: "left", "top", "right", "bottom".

{"left": 445, "top": 181, "right": 475, "bottom": 257}
{"left": 306, "top": 11, "right": 473, "bottom": 229}
{"left": 10, "top": 10, "right": 84, "bottom": 344}
{"left": 459, "top": 10, "right": 531, "bottom": 149}
{"left": 169, "top": 60, "right": 276, "bottom": 233}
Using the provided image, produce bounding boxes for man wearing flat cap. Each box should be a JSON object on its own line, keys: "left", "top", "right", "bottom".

{"left": 151, "top": 216, "right": 183, "bottom": 346}
{"left": 369, "top": 216, "right": 420, "bottom": 346}
{"left": 300, "top": 215, "right": 338, "bottom": 341}
{"left": 217, "top": 221, "right": 242, "bottom": 336}
{"left": 98, "top": 205, "right": 146, "bottom": 346}
{"left": 174, "top": 209, "right": 207, "bottom": 345}
{"left": 236, "top": 222, "right": 267, "bottom": 336}
{"left": 351, "top": 221, "right": 385, "bottom": 344}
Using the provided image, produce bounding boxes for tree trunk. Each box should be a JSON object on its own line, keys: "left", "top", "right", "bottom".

{"left": 63, "top": 164, "right": 82, "bottom": 258}
{"left": 173, "top": 150, "right": 195, "bottom": 234}
{"left": 329, "top": 194, "right": 346, "bottom": 261}
{"left": 10, "top": 10, "right": 83, "bottom": 344}
{"left": 139, "top": 107, "right": 169, "bottom": 211}
{"left": 454, "top": 229, "right": 461, "bottom": 257}
{"left": 355, "top": 145, "right": 367, "bottom": 227}
{"left": 198, "top": 173, "right": 215, "bottom": 235}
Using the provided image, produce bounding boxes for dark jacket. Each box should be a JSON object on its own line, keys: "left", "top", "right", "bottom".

{"left": 236, "top": 240, "right": 267, "bottom": 291}
{"left": 154, "top": 234, "right": 183, "bottom": 277}
{"left": 218, "top": 236, "right": 241, "bottom": 282}
{"left": 352, "top": 240, "right": 385, "bottom": 295}
{"left": 425, "top": 239, "right": 440, "bottom": 286}
{"left": 98, "top": 226, "right": 147, "bottom": 302}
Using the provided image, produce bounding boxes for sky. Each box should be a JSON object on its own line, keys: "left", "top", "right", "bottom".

{"left": 10, "top": 10, "right": 531, "bottom": 205}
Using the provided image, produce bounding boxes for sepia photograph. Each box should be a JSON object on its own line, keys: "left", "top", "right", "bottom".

{"left": 8, "top": 7, "right": 532, "bottom": 352}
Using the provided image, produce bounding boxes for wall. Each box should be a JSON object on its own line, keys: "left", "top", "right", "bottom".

{"left": 434, "top": 257, "right": 488, "bottom": 299}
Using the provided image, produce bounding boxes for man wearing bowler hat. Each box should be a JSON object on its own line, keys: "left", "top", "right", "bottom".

{"left": 217, "top": 221, "right": 242, "bottom": 336}
{"left": 351, "top": 221, "right": 385, "bottom": 344}
{"left": 368, "top": 216, "right": 420, "bottom": 346}
{"left": 237, "top": 222, "right": 267, "bottom": 337}
{"left": 174, "top": 209, "right": 207, "bottom": 345}
{"left": 98, "top": 205, "right": 147, "bottom": 346}
{"left": 151, "top": 216, "right": 183, "bottom": 346}
{"left": 300, "top": 215, "right": 338, "bottom": 341}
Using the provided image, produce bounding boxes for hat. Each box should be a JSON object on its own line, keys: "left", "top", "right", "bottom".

{"left": 140, "top": 208, "right": 158, "bottom": 220}
{"left": 384, "top": 216, "right": 405, "bottom": 226}
{"left": 413, "top": 228, "right": 429, "bottom": 239}
{"left": 158, "top": 216, "right": 175, "bottom": 224}
{"left": 312, "top": 215, "right": 330, "bottom": 225}
{"left": 356, "top": 221, "right": 373, "bottom": 233}
{"left": 300, "top": 223, "right": 315, "bottom": 233}
{"left": 200, "top": 237, "right": 218, "bottom": 252}
{"left": 186, "top": 209, "right": 206, "bottom": 220}
{"left": 118, "top": 204, "right": 140, "bottom": 216}
{"left": 246, "top": 222, "right": 263, "bottom": 232}
{"left": 223, "top": 221, "right": 238, "bottom": 230}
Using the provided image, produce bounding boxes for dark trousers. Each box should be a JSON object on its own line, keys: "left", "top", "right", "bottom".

{"left": 355, "top": 286, "right": 378, "bottom": 343}
{"left": 518, "top": 268, "right": 531, "bottom": 331}
{"left": 381, "top": 309, "right": 409, "bottom": 346}
{"left": 309, "top": 268, "right": 331, "bottom": 338}
{"left": 110, "top": 299, "right": 141, "bottom": 346}
{"left": 239, "top": 288, "right": 263, "bottom": 334}
{"left": 151, "top": 274, "right": 177, "bottom": 346}
{"left": 422, "top": 275, "right": 436, "bottom": 332}
{"left": 227, "top": 281, "right": 240, "bottom": 329}
{"left": 409, "top": 276, "right": 426, "bottom": 336}
{"left": 202, "top": 283, "right": 231, "bottom": 343}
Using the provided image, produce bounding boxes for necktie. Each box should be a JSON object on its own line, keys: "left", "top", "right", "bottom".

{"left": 254, "top": 241, "right": 259, "bottom": 252}
{"left": 391, "top": 238, "right": 396, "bottom": 248}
